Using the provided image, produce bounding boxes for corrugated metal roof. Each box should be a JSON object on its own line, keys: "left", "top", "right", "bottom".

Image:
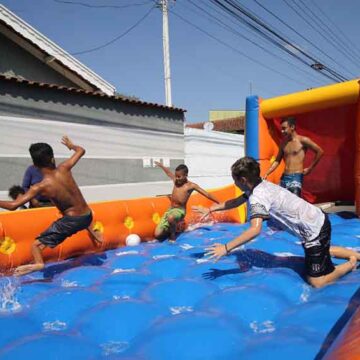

{"left": 0, "top": 74, "right": 186, "bottom": 112}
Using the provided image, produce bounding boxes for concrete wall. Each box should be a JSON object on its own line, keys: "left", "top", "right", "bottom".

{"left": 0, "top": 115, "right": 183, "bottom": 192}
{"left": 185, "top": 127, "right": 244, "bottom": 189}
{"left": 0, "top": 121, "right": 244, "bottom": 204}
{"left": 0, "top": 32, "right": 77, "bottom": 88}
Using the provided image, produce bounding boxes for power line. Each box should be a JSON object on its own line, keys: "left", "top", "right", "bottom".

{"left": 309, "top": 0, "right": 360, "bottom": 60}
{"left": 295, "top": 0, "right": 360, "bottom": 65}
{"left": 210, "top": 0, "right": 348, "bottom": 82}
{"left": 218, "top": 0, "right": 347, "bottom": 82}
{"left": 71, "top": 5, "right": 155, "bottom": 55}
{"left": 53, "top": 0, "right": 153, "bottom": 9}
{"left": 169, "top": 9, "right": 312, "bottom": 87}
{"left": 185, "top": 0, "right": 325, "bottom": 85}
{"left": 282, "top": 0, "right": 360, "bottom": 71}
{"left": 253, "top": 0, "right": 356, "bottom": 78}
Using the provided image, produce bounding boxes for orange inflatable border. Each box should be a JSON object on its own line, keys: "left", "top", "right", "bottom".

{"left": 0, "top": 184, "right": 246, "bottom": 270}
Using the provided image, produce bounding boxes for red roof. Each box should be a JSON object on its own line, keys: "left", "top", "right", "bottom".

{"left": 0, "top": 74, "right": 186, "bottom": 113}
{"left": 186, "top": 116, "right": 244, "bottom": 132}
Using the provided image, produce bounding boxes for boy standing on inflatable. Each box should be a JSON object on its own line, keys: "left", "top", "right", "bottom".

{"left": 263, "top": 117, "right": 323, "bottom": 197}
{"left": 199, "top": 157, "right": 359, "bottom": 288}
{"left": 0, "top": 136, "right": 101, "bottom": 276}
{"left": 154, "top": 162, "right": 219, "bottom": 242}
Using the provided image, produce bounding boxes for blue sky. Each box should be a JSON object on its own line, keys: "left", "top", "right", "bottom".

{"left": 3, "top": 0, "right": 360, "bottom": 122}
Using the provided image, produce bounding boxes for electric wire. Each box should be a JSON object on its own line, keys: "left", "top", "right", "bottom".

{"left": 282, "top": 0, "right": 360, "bottom": 70}
{"left": 170, "top": 9, "right": 313, "bottom": 87}
{"left": 185, "top": 0, "right": 325, "bottom": 85}
{"left": 70, "top": 5, "right": 155, "bottom": 55}
{"left": 210, "top": 0, "right": 348, "bottom": 82}
{"left": 252, "top": 0, "right": 356, "bottom": 78}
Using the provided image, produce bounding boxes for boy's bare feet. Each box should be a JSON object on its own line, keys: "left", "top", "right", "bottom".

{"left": 14, "top": 263, "right": 44, "bottom": 277}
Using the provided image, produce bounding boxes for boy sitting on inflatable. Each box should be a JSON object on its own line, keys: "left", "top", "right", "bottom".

{"left": 155, "top": 162, "right": 219, "bottom": 242}
{"left": 198, "top": 156, "right": 359, "bottom": 288}
{"left": 0, "top": 136, "right": 101, "bottom": 276}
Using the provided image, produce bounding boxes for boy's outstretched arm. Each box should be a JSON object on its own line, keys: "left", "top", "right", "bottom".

{"left": 59, "top": 136, "right": 85, "bottom": 170}
{"left": 205, "top": 217, "right": 263, "bottom": 261}
{"left": 154, "top": 161, "right": 175, "bottom": 180}
{"left": 0, "top": 185, "right": 41, "bottom": 211}
{"left": 192, "top": 184, "right": 220, "bottom": 204}
{"left": 193, "top": 194, "right": 248, "bottom": 221}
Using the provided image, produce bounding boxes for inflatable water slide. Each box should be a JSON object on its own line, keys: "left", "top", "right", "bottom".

{"left": 246, "top": 78, "right": 360, "bottom": 359}
{"left": 1, "top": 79, "right": 360, "bottom": 358}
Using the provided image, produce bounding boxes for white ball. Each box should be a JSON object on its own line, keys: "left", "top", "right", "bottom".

{"left": 126, "top": 234, "right": 141, "bottom": 246}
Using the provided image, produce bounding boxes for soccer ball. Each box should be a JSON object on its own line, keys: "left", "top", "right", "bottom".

{"left": 126, "top": 234, "right": 141, "bottom": 246}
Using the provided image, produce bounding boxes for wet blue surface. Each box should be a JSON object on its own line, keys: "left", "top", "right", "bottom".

{"left": 1, "top": 213, "right": 360, "bottom": 359}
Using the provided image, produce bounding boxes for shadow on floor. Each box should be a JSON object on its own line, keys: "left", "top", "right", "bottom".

{"left": 21, "top": 252, "right": 107, "bottom": 285}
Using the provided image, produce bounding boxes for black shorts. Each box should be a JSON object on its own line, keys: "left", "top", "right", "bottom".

{"left": 37, "top": 212, "right": 92, "bottom": 248}
{"left": 303, "top": 213, "right": 335, "bottom": 277}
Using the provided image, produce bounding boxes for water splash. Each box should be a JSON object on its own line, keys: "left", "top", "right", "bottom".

{"left": 152, "top": 254, "right": 175, "bottom": 260}
{"left": 186, "top": 221, "right": 214, "bottom": 232}
{"left": 0, "top": 277, "right": 21, "bottom": 313}
{"left": 180, "top": 243, "right": 194, "bottom": 250}
{"left": 116, "top": 250, "right": 139, "bottom": 256}
{"left": 196, "top": 258, "right": 210, "bottom": 264}
{"left": 61, "top": 279, "right": 78, "bottom": 288}
{"left": 100, "top": 341, "right": 129, "bottom": 355}
{"left": 274, "top": 252, "right": 296, "bottom": 257}
{"left": 112, "top": 268, "right": 136, "bottom": 274}
{"left": 113, "top": 295, "right": 130, "bottom": 301}
{"left": 43, "top": 320, "right": 67, "bottom": 331}
{"left": 170, "top": 306, "right": 193, "bottom": 315}
{"left": 250, "top": 320, "right": 276, "bottom": 334}
{"left": 300, "top": 284, "right": 311, "bottom": 303}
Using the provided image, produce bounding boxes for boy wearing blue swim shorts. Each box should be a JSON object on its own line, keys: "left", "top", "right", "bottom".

{"left": 263, "top": 117, "right": 323, "bottom": 197}
{"left": 154, "top": 162, "right": 219, "bottom": 242}
{"left": 199, "top": 157, "right": 359, "bottom": 288}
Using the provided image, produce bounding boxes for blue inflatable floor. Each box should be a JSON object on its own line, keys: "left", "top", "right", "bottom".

{"left": 1, "top": 213, "right": 360, "bottom": 359}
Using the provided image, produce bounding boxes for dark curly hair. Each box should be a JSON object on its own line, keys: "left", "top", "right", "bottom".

{"left": 8, "top": 185, "right": 25, "bottom": 200}
{"left": 231, "top": 157, "right": 261, "bottom": 183}
{"left": 29, "top": 143, "right": 54, "bottom": 168}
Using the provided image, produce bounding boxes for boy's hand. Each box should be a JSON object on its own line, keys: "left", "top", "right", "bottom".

{"left": 61, "top": 135, "right": 74, "bottom": 150}
{"left": 154, "top": 161, "right": 162, "bottom": 167}
{"left": 205, "top": 243, "right": 227, "bottom": 261}
{"left": 192, "top": 206, "right": 211, "bottom": 221}
{"left": 303, "top": 167, "right": 311, "bottom": 176}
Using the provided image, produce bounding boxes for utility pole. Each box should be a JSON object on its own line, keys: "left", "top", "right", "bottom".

{"left": 159, "top": 0, "right": 173, "bottom": 107}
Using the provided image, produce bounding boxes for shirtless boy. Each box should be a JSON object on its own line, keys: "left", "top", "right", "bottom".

{"left": 263, "top": 117, "right": 323, "bottom": 197}
{"left": 0, "top": 136, "right": 101, "bottom": 276}
{"left": 155, "top": 162, "right": 219, "bottom": 242}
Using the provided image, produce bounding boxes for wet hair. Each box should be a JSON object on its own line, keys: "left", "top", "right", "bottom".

{"left": 29, "top": 143, "right": 54, "bottom": 168}
{"left": 8, "top": 185, "right": 25, "bottom": 200}
{"left": 231, "top": 157, "right": 261, "bottom": 183}
{"left": 175, "top": 164, "right": 188, "bottom": 175}
{"left": 281, "top": 116, "right": 296, "bottom": 128}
